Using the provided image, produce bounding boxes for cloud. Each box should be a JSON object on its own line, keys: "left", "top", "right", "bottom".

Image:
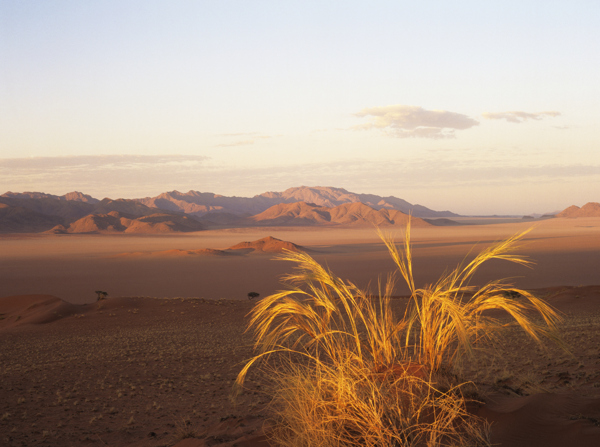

{"left": 482, "top": 111, "right": 561, "bottom": 123}
{"left": 0, "top": 154, "right": 211, "bottom": 197}
{"left": 215, "top": 135, "right": 272, "bottom": 147}
{"left": 0, "top": 154, "right": 209, "bottom": 170}
{"left": 353, "top": 105, "right": 479, "bottom": 139}
{"left": 217, "top": 132, "right": 260, "bottom": 137}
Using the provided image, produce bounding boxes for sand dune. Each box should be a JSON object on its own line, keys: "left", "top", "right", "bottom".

{"left": 227, "top": 235, "right": 305, "bottom": 253}
{"left": 116, "top": 236, "right": 306, "bottom": 258}
{"left": 0, "top": 294, "right": 79, "bottom": 329}
{"left": 478, "top": 393, "right": 600, "bottom": 447}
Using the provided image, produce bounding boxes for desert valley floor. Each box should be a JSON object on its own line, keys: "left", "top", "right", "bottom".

{"left": 2, "top": 218, "right": 600, "bottom": 446}
{"left": 2, "top": 218, "right": 600, "bottom": 304}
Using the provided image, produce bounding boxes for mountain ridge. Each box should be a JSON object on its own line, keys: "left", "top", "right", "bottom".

{"left": 246, "top": 201, "right": 430, "bottom": 227}
{"left": 135, "top": 186, "right": 458, "bottom": 219}
{"left": 4, "top": 186, "right": 594, "bottom": 233}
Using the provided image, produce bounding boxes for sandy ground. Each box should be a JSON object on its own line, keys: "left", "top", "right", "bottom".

{"left": 1, "top": 218, "right": 600, "bottom": 446}
{"left": 1, "top": 218, "right": 599, "bottom": 304}
{"left": 2, "top": 288, "right": 600, "bottom": 447}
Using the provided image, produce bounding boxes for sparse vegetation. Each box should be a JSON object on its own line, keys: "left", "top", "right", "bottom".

{"left": 235, "top": 222, "right": 563, "bottom": 446}
{"left": 95, "top": 290, "right": 108, "bottom": 301}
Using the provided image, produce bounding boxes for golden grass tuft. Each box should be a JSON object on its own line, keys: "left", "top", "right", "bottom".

{"left": 235, "top": 221, "right": 562, "bottom": 446}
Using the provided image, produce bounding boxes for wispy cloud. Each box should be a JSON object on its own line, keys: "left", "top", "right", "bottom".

{"left": 215, "top": 135, "right": 272, "bottom": 147}
{"left": 217, "top": 132, "right": 260, "bottom": 137}
{"left": 0, "top": 154, "right": 211, "bottom": 197}
{"left": 0, "top": 154, "right": 209, "bottom": 170}
{"left": 482, "top": 111, "right": 561, "bottom": 123}
{"left": 353, "top": 105, "right": 479, "bottom": 139}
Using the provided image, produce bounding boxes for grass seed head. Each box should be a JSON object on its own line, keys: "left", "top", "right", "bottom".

{"left": 235, "top": 221, "right": 563, "bottom": 447}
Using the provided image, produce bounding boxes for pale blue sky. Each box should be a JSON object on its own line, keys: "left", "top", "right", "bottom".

{"left": 1, "top": 1, "right": 598, "bottom": 214}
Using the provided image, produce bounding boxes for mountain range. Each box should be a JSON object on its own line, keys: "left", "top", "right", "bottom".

{"left": 1, "top": 186, "right": 597, "bottom": 234}
{"left": 135, "top": 186, "right": 458, "bottom": 218}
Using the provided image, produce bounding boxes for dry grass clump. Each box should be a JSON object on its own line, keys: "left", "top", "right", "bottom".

{"left": 235, "top": 222, "right": 562, "bottom": 447}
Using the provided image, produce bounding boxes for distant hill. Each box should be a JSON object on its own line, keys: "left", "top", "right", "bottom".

{"left": 247, "top": 202, "right": 430, "bottom": 227}
{"left": 47, "top": 211, "right": 204, "bottom": 234}
{"left": 49, "top": 212, "right": 127, "bottom": 234}
{"left": 556, "top": 202, "right": 600, "bottom": 218}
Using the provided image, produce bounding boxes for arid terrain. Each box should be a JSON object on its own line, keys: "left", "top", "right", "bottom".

{"left": 2, "top": 217, "right": 600, "bottom": 446}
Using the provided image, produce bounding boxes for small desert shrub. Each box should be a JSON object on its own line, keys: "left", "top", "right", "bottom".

{"left": 235, "top": 222, "right": 561, "bottom": 447}
{"left": 174, "top": 417, "right": 201, "bottom": 440}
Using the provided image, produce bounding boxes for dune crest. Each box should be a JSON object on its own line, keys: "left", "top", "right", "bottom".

{"left": 0, "top": 295, "right": 79, "bottom": 329}
{"left": 115, "top": 236, "right": 306, "bottom": 258}
{"left": 227, "top": 235, "right": 305, "bottom": 253}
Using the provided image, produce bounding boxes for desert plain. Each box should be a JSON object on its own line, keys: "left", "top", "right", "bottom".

{"left": 2, "top": 217, "right": 600, "bottom": 446}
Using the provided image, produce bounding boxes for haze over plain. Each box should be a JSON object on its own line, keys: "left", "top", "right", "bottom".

{"left": 1, "top": 2, "right": 599, "bottom": 215}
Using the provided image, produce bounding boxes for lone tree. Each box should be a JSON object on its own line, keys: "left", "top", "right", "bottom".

{"left": 95, "top": 290, "right": 108, "bottom": 301}
{"left": 247, "top": 292, "right": 260, "bottom": 300}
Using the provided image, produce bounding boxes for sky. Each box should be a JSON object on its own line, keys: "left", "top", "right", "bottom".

{"left": 1, "top": 1, "right": 599, "bottom": 215}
